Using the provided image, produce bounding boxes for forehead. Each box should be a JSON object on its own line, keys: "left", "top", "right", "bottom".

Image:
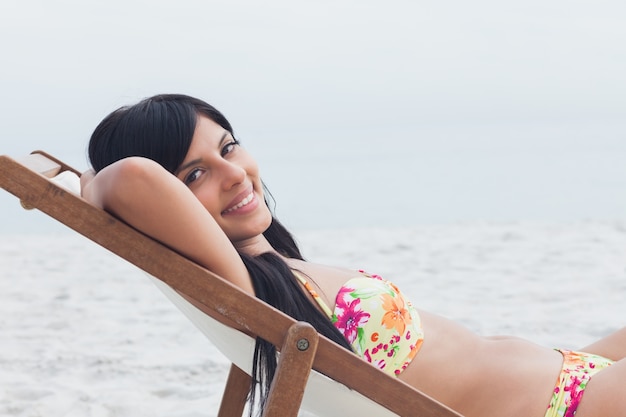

{"left": 192, "top": 116, "right": 227, "bottom": 142}
{"left": 186, "top": 116, "right": 230, "bottom": 155}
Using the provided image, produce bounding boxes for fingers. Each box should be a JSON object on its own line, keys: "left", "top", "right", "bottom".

{"left": 80, "top": 169, "right": 96, "bottom": 199}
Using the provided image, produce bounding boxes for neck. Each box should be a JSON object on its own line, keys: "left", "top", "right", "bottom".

{"left": 233, "top": 234, "right": 275, "bottom": 257}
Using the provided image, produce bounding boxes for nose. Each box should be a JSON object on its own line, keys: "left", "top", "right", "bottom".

{"left": 219, "top": 159, "right": 246, "bottom": 190}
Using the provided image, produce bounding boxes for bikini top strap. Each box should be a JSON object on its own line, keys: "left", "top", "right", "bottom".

{"left": 292, "top": 270, "right": 334, "bottom": 319}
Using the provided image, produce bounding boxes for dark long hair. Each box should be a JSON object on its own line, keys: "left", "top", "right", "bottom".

{"left": 87, "top": 94, "right": 352, "bottom": 415}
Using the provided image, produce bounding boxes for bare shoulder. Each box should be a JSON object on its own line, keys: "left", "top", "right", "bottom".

{"left": 288, "top": 260, "right": 362, "bottom": 305}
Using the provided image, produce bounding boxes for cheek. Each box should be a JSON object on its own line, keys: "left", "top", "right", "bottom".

{"left": 241, "top": 151, "right": 261, "bottom": 176}
{"left": 192, "top": 188, "right": 221, "bottom": 217}
{"left": 247, "top": 162, "right": 263, "bottom": 192}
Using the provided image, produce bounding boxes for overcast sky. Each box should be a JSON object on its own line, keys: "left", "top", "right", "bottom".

{"left": 1, "top": 0, "right": 625, "bottom": 232}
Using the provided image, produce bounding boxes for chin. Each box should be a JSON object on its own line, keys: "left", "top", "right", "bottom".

{"left": 230, "top": 218, "right": 273, "bottom": 242}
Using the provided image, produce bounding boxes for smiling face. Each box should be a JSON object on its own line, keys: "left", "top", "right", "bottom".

{"left": 175, "top": 115, "right": 273, "bottom": 248}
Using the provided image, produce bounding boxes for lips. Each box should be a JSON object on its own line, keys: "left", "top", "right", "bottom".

{"left": 222, "top": 188, "right": 256, "bottom": 214}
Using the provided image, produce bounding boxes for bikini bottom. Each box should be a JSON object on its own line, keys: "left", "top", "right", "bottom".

{"left": 544, "top": 349, "right": 613, "bottom": 417}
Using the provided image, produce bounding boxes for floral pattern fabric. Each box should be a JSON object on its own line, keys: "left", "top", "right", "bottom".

{"left": 331, "top": 271, "right": 424, "bottom": 376}
{"left": 544, "top": 349, "right": 613, "bottom": 417}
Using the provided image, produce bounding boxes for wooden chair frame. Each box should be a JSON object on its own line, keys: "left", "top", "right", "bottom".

{"left": 0, "top": 151, "right": 463, "bottom": 417}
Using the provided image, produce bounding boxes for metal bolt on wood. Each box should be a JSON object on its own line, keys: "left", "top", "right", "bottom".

{"left": 296, "top": 338, "right": 310, "bottom": 351}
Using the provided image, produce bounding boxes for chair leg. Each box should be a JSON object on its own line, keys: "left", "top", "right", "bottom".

{"left": 218, "top": 363, "right": 251, "bottom": 417}
{"left": 261, "top": 322, "right": 319, "bottom": 417}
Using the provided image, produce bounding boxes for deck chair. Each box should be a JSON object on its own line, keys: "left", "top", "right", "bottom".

{"left": 0, "top": 151, "right": 464, "bottom": 417}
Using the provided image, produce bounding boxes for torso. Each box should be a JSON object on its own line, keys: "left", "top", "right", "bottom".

{"left": 404, "top": 312, "right": 562, "bottom": 417}
{"left": 286, "top": 259, "right": 564, "bottom": 417}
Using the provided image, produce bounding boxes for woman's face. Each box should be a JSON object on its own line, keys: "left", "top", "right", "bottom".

{"left": 175, "top": 115, "right": 272, "bottom": 246}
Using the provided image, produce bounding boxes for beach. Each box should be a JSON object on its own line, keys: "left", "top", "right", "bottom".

{"left": 2, "top": 0, "right": 625, "bottom": 414}
{"left": 1, "top": 221, "right": 624, "bottom": 416}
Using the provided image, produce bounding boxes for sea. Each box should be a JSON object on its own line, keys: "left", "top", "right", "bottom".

{"left": 2, "top": 120, "right": 625, "bottom": 234}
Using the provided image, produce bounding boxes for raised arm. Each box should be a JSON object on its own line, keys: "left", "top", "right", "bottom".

{"left": 81, "top": 156, "right": 254, "bottom": 295}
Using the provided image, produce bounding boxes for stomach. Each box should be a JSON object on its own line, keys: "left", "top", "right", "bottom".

{"left": 399, "top": 311, "right": 564, "bottom": 417}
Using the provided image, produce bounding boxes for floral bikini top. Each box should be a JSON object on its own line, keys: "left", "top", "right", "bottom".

{"left": 295, "top": 270, "right": 424, "bottom": 376}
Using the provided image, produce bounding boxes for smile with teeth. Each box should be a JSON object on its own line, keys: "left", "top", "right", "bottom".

{"left": 223, "top": 192, "right": 255, "bottom": 213}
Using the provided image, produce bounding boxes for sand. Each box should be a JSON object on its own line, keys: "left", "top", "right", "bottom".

{"left": 1, "top": 221, "right": 625, "bottom": 416}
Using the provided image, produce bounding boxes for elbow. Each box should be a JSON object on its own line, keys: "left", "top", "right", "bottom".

{"left": 111, "top": 156, "right": 165, "bottom": 183}
{"left": 98, "top": 157, "right": 171, "bottom": 213}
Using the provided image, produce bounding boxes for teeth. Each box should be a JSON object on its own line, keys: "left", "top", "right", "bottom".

{"left": 225, "top": 192, "right": 254, "bottom": 213}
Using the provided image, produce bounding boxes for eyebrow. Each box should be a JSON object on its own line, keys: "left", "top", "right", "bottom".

{"left": 175, "top": 131, "right": 230, "bottom": 175}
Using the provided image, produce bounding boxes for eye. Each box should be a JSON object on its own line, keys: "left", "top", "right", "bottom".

{"left": 184, "top": 168, "right": 204, "bottom": 186}
{"left": 221, "top": 139, "right": 240, "bottom": 157}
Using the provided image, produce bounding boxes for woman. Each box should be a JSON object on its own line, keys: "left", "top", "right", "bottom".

{"left": 81, "top": 94, "right": 626, "bottom": 417}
